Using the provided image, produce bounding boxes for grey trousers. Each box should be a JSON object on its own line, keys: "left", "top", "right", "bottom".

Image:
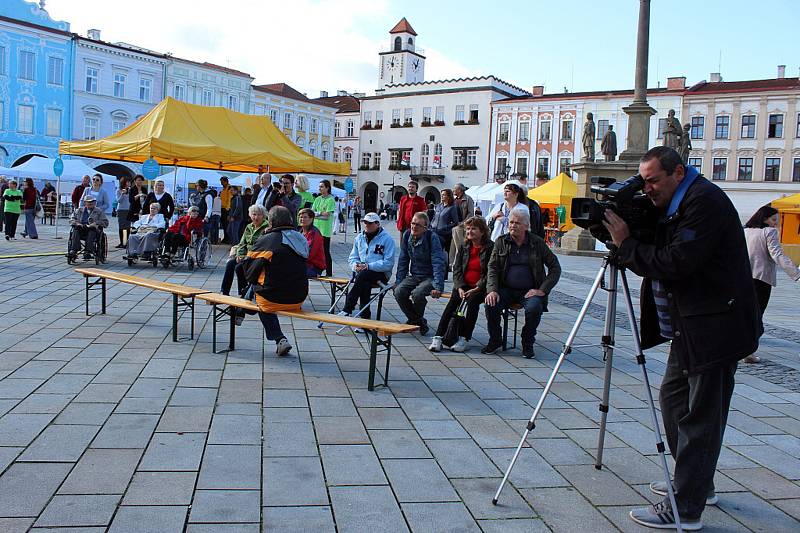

{"left": 659, "top": 348, "right": 737, "bottom": 519}
{"left": 394, "top": 276, "right": 434, "bottom": 325}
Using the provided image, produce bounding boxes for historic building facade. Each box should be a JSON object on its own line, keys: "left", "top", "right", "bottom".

{"left": 166, "top": 58, "right": 252, "bottom": 113}
{"left": 311, "top": 91, "right": 361, "bottom": 180}
{"left": 0, "top": 0, "right": 72, "bottom": 165}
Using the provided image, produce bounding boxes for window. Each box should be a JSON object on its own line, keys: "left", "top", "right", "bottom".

{"left": 539, "top": 120, "right": 551, "bottom": 140}
{"left": 559, "top": 157, "right": 571, "bottom": 174}
{"left": 297, "top": 115, "right": 305, "bottom": 131}
{"left": 422, "top": 107, "right": 431, "bottom": 123}
{"left": 47, "top": 57, "right": 63, "bottom": 85}
{"left": 435, "top": 106, "right": 444, "bottom": 123}
{"left": 361, "top": 152, "right": 371, "bottom": 168}
{"left": 85, "top": 66, "right": 98, "bottom": 93}
{"left": 375, "top": 111, "right": 383, "bottom": 127}
{"left": 362, "top": 111, "right": 371, "bottom": 127}
{"left": 309, "top": 146, "right": 316, "bottom": 157}
{"left": 333, "top": 151, "right": 340, "bottom": 162}
{"left": 373, "top": 152, "right": 381, "bottom": 169}
{"left": 793, "top": 158, "right": 800, "bottom": 182}
{"left": 139, "top": 78, "right": 152, "bottom": 102}
{"left": 0, "top": 46, "right": 5, "bottom": 74}
{"left": 0, "top": 101, "right": 4, "bottom": 130}
{"left": 765, "top": 158, "right": 780, "bottom": 181}
{"left": 657, "top": 118, "right": 668, "bottom": 139}
{"left": 113, "top": 73, "right": 126, "bottom": 98}
{"left": 768, "top": 114, "right": 783, "bottom": 138}
{"left": 715, "top": 116, "right": 729, "bottom": 139}
{"left": 84, "top": 117, "right": 98, "bottom": 140}
{"left": 19, "top": 51, "right": 35, "bottom": 80}
{"left": 561, "top": 119, "right": 574, "bottom": 141}
{"left": 17, "top": 104, "right": 33, "bottom": 134}
{"left": 452, "top": 149, "right": 464, "bottom": 167}
{"left": 712, "top": 158, "right": 727, "bottom": 180}
{"left": 688, "top": 158, "right": 702, "bottom": 172}
{"left": 392, "top": 108, "right": 401, "bottom": 125}
{"left": 597, "top": 119, "right": 609, "bottom": 140}
{"left": 518, "top": 121, "right": 530, "bottom": 142}
{"left": 334, "top": 121, "right": 340, "bottom": 136}
{"left": 496, "top": 157, "right": 508, "bottom": 175}
{"left": 401, "top": 150, "right": 411, "bottom": 167}
{"left": 390, "top": 150, "right": 401, "bottom": 167}
{"left": 737, "top": 157, "right": 753, "bottom": 181}
{"left": 796, "top": 113, "right": 800, "bottom": 138}
{"left": 112, "top": 120, "right": 126, "bottom": 134}
{"left": 537, "top": 157, "right": 549, "bottom": 175}
{"left": 516, "top": 156, "right": 528, "bottom": 174}
{"left": 174, "top": 85, "right": 185, "bottom": 101}
{"left": 344, "top": 152, "right": 352, "bottom": 164}
{"left": 421, "top": 144, "right": 430, "bottom": 168}
{"left": 284, "top": 112, "right": 292, "bottom": 129}
{"left": 741, "top": 115, "right": 756, "bottom": 138}
{"left": 466, "top": 149, "right": 477, "bottom": 167}
{"left": 45, "top": 108, "right": 61, "bottom": 136}
{"left": 269, "top": 109, "right": 278, "bottom": 123}
{"left": 455, "top": 105, "right": 465, "bottom": 122}
{"left": 498, "top": 122, "right": 510, "bottom": 142}
{"left": 434, "top": 143, "right": 442, "bottom": 157}
{"left": 311, "top": 118, "right": 318, "bottom": 134}
{"left": 469, "top": 104, "right": 479, "bottom": 122}
{"left": 690, "top": 116, "right": 704, "bottom": 139}
{"left": 296, "top": 137, "right": 304, "bottom": 147}
{"left": 346, "top": 120, "right": 354, "bottom": 137}
{"left": 403, "top": 108, "right": 413, "bottom": 125}
{"left": 202, "top": 89, "right": 214, "bottom": 106}
{"left": 227, "top": 95, "right": 238, "bottom": 111}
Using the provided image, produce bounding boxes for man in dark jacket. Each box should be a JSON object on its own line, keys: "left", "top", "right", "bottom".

{"left": 394, "top": 212, "right": 447, "bottom": 335}
{"left": 266, "top": 174, "right": 302, "bottom": 225}
{"left": 483, "top": 208, "right": 561, "bottom": 358}
{"left": 603, "top": 146, "right": 761, "bottom": 530}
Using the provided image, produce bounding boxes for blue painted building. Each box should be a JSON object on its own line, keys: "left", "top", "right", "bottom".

{"left": 0, "top": 0, "right": 73, "bottom": 166}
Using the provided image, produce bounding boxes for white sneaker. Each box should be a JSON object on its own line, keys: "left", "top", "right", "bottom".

{"left": 276, "top": 338, "right": 292, "bottom": 356}
{"left": 337, "top": 311, "right": 350, "bottom": 317}
{"left": 429, "top": 336, "right": 443, "bottom": 352}
{"left": 450, "top": 338, "right": 468, "bottom": 352}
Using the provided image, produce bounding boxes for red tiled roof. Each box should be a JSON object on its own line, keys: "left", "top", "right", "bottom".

{"left": 390, "top": 17, "right": 417, "bottom": 36}
{"left": 686, "top": 77, "right": 800, "bottom": 95}
{"left": 253, "top": 83, "right": 313, "bottom": 103}
{"left": 311, "top": 95, "right": 360, "bottom": 113}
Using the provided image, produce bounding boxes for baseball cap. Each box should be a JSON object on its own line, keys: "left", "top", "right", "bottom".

{"left": 363, "top": 212, "right": 381, "bottom": 223}
{"left": 84, "top": 196, "right": 97, "bottom": 202}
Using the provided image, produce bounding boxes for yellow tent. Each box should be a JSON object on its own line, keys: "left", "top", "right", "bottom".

{"left": 528, "top": 173, "right": 578, "bottom": 230}
{"left": 772, "top": 192, "right": 800, "bottom": 210}
{"left": 59, "top": 97, "right": 350, "bottom": 175}
{"left": 771, "top": 193, "right": 800, "bottom": 263}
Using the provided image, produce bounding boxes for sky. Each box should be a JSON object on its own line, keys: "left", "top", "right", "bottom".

{"left": 45, "top": 0, "right": 800, "bottom": 97}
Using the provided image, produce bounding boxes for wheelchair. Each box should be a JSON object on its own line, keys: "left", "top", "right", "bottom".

{"left": 124, "top": 229, "right": 164, "bottom": 268}
{"left": 66, "top": 225, "right": 108, "bottom": 265}
{"left": 159, "top": 231, "right": 212, "bottom": 271}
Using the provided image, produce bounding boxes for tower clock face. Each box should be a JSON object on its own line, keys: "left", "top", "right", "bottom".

{"left": 412, "top": 58, "right": 420, "bottom": 71}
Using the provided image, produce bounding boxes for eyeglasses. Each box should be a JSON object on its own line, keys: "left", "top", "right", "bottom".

{"left": 281, "top": 181, "right": 292, "bottom": 186}
{"left": 410, "top": 222, "right": 426, "bottom": 228}
{"left": 92, "top": 178, "right": 101, "bottom": 182}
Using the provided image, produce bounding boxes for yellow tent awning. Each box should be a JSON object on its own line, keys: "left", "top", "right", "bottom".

{"left": 528, "top": 173, "right": 578, "bottom": 205}
{"left": 59, "top": 97, "right": 350, "bottom": 176}
{"left": 772, "top": 193, "right": 800, "bottom": 210}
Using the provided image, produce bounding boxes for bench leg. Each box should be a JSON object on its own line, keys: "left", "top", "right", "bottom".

{"left": 229, "top": 306, "right": 236, "bottom": 351}
{"left": 190, "top": 297, "right": 195, "bottom": 340}
{"left": 367, "top": 331, "right": 379, "bottom": 391}
{"left": 85, "top": 276, "right": 89, "bottom": 316}
{"left": 212, "top": 304, "right": 218, "bottom": 353}
{"left": 502, "top": 309, "right": 509, "bottom": 350}
{"left": 383, "top": 335, "right": 392, "bottom": 387}
{"left": 376, "top": 292, "right": 385, "bottom": 321}
{"left": 172, "top": 294, "right": 179, "bottom": 342}
{"left": 101, "top": 278, "right": 106, "bottom": 314}
{"left": 512, "top": 308, "right": 518, "bottom": 349}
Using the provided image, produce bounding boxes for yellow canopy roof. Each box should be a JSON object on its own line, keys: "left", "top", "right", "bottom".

{"left": 528, "top": 173, "right": 578, "bottom": 205}
{"left": 59, "top": 97, "right": 350, "bottom": 175}
{"left": 772, "top": 192, "right": 800, "bottom": 210}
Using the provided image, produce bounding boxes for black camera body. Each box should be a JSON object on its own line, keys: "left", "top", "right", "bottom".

{"left": 571, "top": 175, "right": 659, "bottom": 244}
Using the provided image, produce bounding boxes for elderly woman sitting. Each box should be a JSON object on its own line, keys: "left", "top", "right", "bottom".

{"left": 126, "top": 202, "right": 166, "bottom": 259}
{"left": 163, "top": 205, "right": 204, "bottom": 257}
{"left": 222, "top": 204, "right": 269, "bottom": 297}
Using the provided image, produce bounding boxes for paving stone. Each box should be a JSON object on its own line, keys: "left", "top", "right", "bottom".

{"left": 0, "top": 462, "right": 72, "bottom": 517}
{"left": 177, "top": 369, "right": 222, "bottom": 388}
{"left": 411, "top": 419, "right": 470, "bottom": 439}
{"left": 10, "top": 393, "right": 73, "bottom": 414}
{"left": 122, "top": 471, "right": 197, "bottom": 505}
{"left": 263, "top": 421, "right": 318, "bottom": 457}
{"left": 19, "top": 424, "right": 100, "bottom": 462}
{"left": 59, "top": 448, "right": 142, "bottom": 495}
{"left": 370, "top": 429, "right": 431, "bottom": 459}
{"left": 34, "top": 495, "right": 120, "bottom": 528}
{"left": 90, "top": 413, "right": 159, "bottom": 449}
{"left": 437, "top": 392, "right": 493, "bottom": 415}
{"left": 0, "top": 518, "right": 34, "bottom": 533}
{"left": 208, "top": 414, "right": 261, "bottom": 445}
{"left": 484, "top": 447, "right": 568, "bottom": 488}
{"left": 529, "top": 437, "right": 595, "bottom": 465}
{"left": 730, "top": 444, "right": 800, "bottom": 479}
{"left": 329, "top": 485, "right": 409, "bottom": 533}
{"left": 156, "top": 406, "right": 213, "bottom": 433}
{"left": 262, "top": 407, "right": 311, "bottom": 423}
{"left": 93, "top": 363, "right": 144, "bottom": 385}
{"left": 37, "top": 374, "right": 93, "bottom": 394}
{"left": 456, "top": 415, "right": 521, "bottom": 448}
{"left": 114, "top": 396, "right": 169, "bottom": 414}
{"left": 198, "top": 445, "right": 260, "bottom": 490}
{"left": 382, "top": 459, "right": 458, "bottom": 503}
{"left": 73, "top": 383, "right": 129, "bottom": 403}
{"left": 397, "top": 397, "right": 453, "bottom": 420}
{"left": 314, "top": 416, "right": 369, "bottom": 444}
{"left": 555, "top": 464, "right": 648, "bottom": 506}
{"left": 188, "top": 490, "right": 260, "bottom": 523}
{"left": 262, "top": 389, "right": 308, "bottom": 408}
{"left": 107, "top": 505, "right": 188, "bottom": 533}
{"left": 452, "top": 478, "right": 535, "bottom": 519}
{"left": 138, "top": 432, "right": 206, "bottom": 471}
{"left": 522, "top": 486, "right": 620, "bottom": 533}
{"left": 0, "top": 446, "right": 22, "bottom": 473}
{"left": 320, "top": 444, "right": 387, "bottom": 485}
{"left": 477, "top": 518, "right": 550, "bottom": 532}
{"left": 717, "top": 492, "right": 800, "bottom": 532}
{"left": 186, "top": 525, "right": 259, "bottom": 533}
{"left": 168, "top": 386, "right": 217, "bottom": 406}
{"left": 54, "top": 402, "right": 115, "bottom": 425}
{"left": 0, "top": 413, "right": 56, "bottom": 446}
{"left": 401, "top": 502, "right": 481, "bottom": 532}
{"left": 263, "top": 456, "right": 328, "bottom": 506}
{"left": 218, "top": 379, "right": 262, "bottom": 403}
{"left": 350, "top": 387, "right": 399, "bottom": 407}
{"left": 427, "top": 439, "right": 501, "bottom": 478}
{"left": 724, "top": 467, "right": 800, "bottom": 500}
{"left": 262, "top": 506, "right": 335, "bottom": 532}
{"left": 358, "top": 407, "right": 413, "bottom": 429}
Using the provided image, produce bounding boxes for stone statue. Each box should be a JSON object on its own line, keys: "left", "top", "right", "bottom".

{"left": 600, "top": 125, "right": 617, "bottom": 161}
{"left": 662, "top": 109, "right": 682, "bottom": 149}
{"left": 678, "top": 123, "right": 692, "bottom": 163}
{"left": 582, "top": 112, "right": 596, "bottom": 161}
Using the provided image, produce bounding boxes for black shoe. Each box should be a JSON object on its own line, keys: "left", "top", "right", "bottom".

{"left": 418, "top": 322, "right": 430, "bottom": 336}
{"left": 522, "top": 345, "right": 535, "bottom": 359}
{"left": 115, "top": 243, "right": 126, "bottom": 249}
{"left": 481, "top": 340, "right": 503, "bottom": 354}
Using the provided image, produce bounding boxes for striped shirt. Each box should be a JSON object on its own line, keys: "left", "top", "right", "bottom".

{"left": 651, "top": 279, "right": 673, "bottom": 339}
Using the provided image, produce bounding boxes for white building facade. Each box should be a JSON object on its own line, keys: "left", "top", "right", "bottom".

{"left": 311, "top": 91, "right": 361, "bottom": 180}
{"left": 166, "top": 58, "right": 252, "bottom": 113}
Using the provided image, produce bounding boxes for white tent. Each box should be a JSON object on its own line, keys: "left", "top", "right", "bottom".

{"left": 268, "top": 173, "right": 347, "bottom": 198}
{"left": 157, "top": 167, "right": 230, "bottom": 203}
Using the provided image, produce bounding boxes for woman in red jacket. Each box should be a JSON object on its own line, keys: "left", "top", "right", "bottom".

{"left": 21, "top": 177, "right": 39, "bottom": 239}
{"left": 163, "top": 206, "right": 204, "bottom": 256}
{"left": 299, "top": 208, "right": 327, "bottom": 277}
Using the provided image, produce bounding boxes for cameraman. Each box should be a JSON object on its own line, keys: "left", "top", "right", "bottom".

{"left": 603, "top": 147, "right": 761, "bottom": 530}
{"left": 266, "top": 174, "right": 301, "bottom": 225}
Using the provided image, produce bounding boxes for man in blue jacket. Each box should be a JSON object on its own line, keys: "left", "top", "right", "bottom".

{"left": 395, "top": 212, "right": 447, "bottom": 335}
{"left": 339, "top": 212, "right": 396, "bottom": 320}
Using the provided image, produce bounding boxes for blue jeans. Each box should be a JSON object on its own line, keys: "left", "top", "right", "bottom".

{"left": 485, "top": 287, "right": 544, "bottom": 347}
{"left": 306, "top": 265, "right": 321, "bottom": 278}
{"left": 23, "top": 208, "right": 38, "bottom": 238}
{"left": 394, "top": 276, "right": 435, "bottom": 325}
{"left": 258, "top": 312, "right": 285, "bottom": 342}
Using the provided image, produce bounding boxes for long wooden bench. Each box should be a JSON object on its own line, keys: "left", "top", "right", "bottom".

{"left": 195, "top": 292, "right": 417, "bottom": 391}
{"left": 316, "top": 276, "right": 392, "bottom": 319}
{"left": 75, "top": 267, "right": 211, "bottom": 342}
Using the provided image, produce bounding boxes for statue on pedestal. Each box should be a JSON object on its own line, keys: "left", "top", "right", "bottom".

{"left": 601, "top": 125, "right": 617, "bottom": 161}
{"left": 662, "top": 109, "right": 682, "bottom": 149}
{"left": 582, "top": 112, "right": 596, "bottom": 161}
{"left": 678, "top": 123, "right": 692, "bottom": 164}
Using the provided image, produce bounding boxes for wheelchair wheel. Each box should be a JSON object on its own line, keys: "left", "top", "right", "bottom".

{"left": 96, "top": 233, "right": 108, "bottom": 265}
{"left": 187, "top": 256, "right": 195, "bottom": 271}
{"left": 127, "top": 257, "right": 134, "bottom": 266}
{"left": 196, "top": 238, "right": 212, "bottom": 269}
{"left": 150, "top": 253, "right": 158, "bottom": 267}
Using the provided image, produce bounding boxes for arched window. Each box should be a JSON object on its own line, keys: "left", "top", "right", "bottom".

{"left": 421, "top": 144, "right": 430, "bottom": 169}
{"left": 394, "top": 37, "right": 402, "bottom": 51}
{"left": 408, "top": 37, "right": 413, "bottom": 46}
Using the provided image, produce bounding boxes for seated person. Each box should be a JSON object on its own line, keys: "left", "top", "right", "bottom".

{"left": 243, "top": 206, "right": 309, "bottom": 356}
{"left": 394, "top": 212, "right": 447, "bottom": 335}
{"left": 430, "top": 216, "right": 493, "bottom": 353}
{"left": 163, "top": 205, "right": 204, "bottom": 257}
{"left": 222, "top": 204, "right": 269, "bottom": 296}
{"left": 339, "top": 212, "right": 396, "bottom": 319}
{"left": 299, "top": 208, "right": 328, "bottom": 278}
{"left": 126, "top": 202, "right": 166, "bottom": 259}
{"left": 68, "top": 196, "right": 109, "bottom": 259}
{"left": 483, "top": 209, "right": 561, "bottom": 358}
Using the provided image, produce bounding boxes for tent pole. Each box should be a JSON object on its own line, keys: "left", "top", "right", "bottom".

{"left": 172, "top": 159, "right": 178, "bottom": 203}
{"left": 54, "top": 175, "right": 61, "bottom": 239}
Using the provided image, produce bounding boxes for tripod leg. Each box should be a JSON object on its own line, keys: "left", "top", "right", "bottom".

{"left": 595, "top": 263, "right": 618, "bottom": 469}
{"left": 619, "top": 270, "right": 683, "bottom": 533}
{"left": 493, "top": 259, "right": 609, "bottom": 505}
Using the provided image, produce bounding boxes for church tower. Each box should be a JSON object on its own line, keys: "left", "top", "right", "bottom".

{"left": 378, "top": 18, "right": 425, "bottom": 89}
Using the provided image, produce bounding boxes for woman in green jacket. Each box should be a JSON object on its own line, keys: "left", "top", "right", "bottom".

{"left": 3, "top": 180, "right": 23, "bottom": 240}
{"left": 221, "top": 203, "right": 269, "bottom": 297}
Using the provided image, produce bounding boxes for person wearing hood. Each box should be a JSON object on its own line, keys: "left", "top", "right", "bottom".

{"left": 244, "top": 206, "right": 309, "bottom": 356}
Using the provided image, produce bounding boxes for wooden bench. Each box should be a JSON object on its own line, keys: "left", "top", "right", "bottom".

{"left": 74, "top": 267, "right": 211, "bottom": 342}
{"left": 195, "top": 292, "right": 418, "bottom": 391}
{"left": 435, "top": 292, "right": 520, "bottom": 349}
{"left": 316, "top": 275, "right": 390, "bottom": 320}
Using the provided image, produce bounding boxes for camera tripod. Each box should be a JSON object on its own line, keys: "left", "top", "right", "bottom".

{"left": 492, "top": 248, "right": 683, "bottom": 532}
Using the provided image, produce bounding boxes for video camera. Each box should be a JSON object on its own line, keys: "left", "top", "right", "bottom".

{"left": 571, "top": 175, "right": 659, "bottom": 244}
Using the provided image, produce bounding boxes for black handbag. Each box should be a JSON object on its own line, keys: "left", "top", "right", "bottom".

{"left": 442, "top": 298, "right": 468, "bottom": 347}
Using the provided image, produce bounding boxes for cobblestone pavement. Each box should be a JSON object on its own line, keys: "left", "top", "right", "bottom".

{"left": 0, "top": 220, "right": 798, "bottom": 532}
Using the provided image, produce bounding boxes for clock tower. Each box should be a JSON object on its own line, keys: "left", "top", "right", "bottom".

{"left": 378, "top": 17, "right": 425, "bottom": 89}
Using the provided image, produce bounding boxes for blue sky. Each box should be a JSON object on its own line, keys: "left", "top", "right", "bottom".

{"left": 48, "top": 0, "right": 799, "bottom": 96}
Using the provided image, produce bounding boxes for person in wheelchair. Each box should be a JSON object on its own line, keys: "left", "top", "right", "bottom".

{"left": 126, "top": 202, "right": 166, "bottom": 261}
{"left": 69, "top": 196, "right": 108, "bottom": 260}
{"left": 162, "top": 205, "right": 204, "bottom": 259}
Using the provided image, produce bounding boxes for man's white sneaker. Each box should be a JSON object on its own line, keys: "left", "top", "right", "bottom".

{"left": 450, "top": 338, "right": 468, "bottom": 352}
{"left": 429, "top": 336, "right": 443, "bottom": 352}
{"left": 629, "top": 500, "right": 702, "bottom": 530}
{"left": 276, "top": 338, "right": 292, "bottom": 356}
